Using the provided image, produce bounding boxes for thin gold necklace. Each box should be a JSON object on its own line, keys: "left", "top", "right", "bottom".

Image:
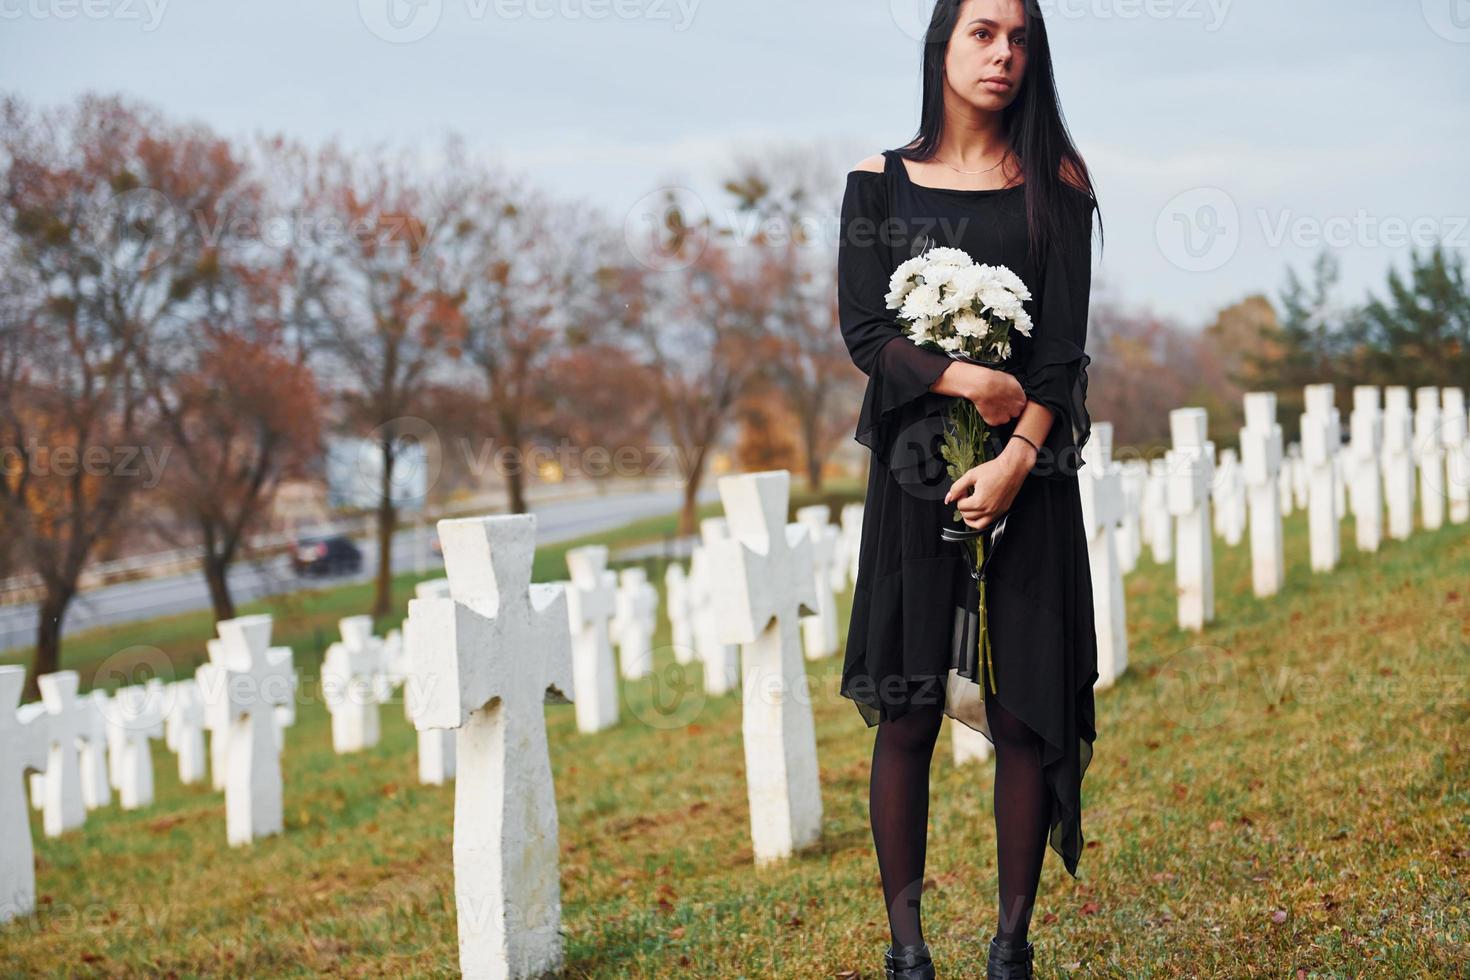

{"left": 935, "top": 153, "right": 1007, "bottom": 176}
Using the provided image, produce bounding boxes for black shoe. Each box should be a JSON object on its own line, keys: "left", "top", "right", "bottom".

{"left": 884, "top": 940, "right": 935, "bottom": 980}
{"left": 985, "top": 935, "right": 1034, "bottom": 980}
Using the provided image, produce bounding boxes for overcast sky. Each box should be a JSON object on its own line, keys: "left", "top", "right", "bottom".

{"left": 3, "top": 0, "right": 1467, "bottom": 328}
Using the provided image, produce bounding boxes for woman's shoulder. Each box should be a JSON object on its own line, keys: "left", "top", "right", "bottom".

{"left": 848, "top": 151, "right": 888, "bottom": 177}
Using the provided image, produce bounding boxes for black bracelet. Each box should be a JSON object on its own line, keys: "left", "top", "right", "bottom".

{"left": 1010, "top": 433, "right": 1040, "bottom": 455}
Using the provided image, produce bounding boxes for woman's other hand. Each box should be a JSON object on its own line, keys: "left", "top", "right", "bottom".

{"left": 942, "top": 439, "right": 1037, "bottom": 530}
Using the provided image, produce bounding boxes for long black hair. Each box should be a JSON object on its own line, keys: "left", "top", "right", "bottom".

{"left": 897, "top": 0, "right": 1103, "bottom": 271}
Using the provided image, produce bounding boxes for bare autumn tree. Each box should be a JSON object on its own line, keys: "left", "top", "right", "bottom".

{"left": 546, "top": 342, "right": 661, "bottom": 492}
{"left": 613, "top": 193, "right": 781, "bottom": 536}
{"left": 722, "top": 148, "right": 855, "bottom": 490}
{"left": 149, "top": 330, "right": 321, "bottom": 621}
{"left": 312, "top": 140, "right": 465, "bottom": 618}
{"left": 131, "top": 133, "right": 324, "bottom": 622}
{"left": 0, "top": 94, "right": 227, "bottom": 694}
{"left": 433, "top": 143, "right": 607, "bottom": 515}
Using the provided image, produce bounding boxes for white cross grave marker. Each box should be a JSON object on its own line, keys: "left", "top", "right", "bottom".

{"left": 79, "top": 690, "right": 112, "bottom": 810}
{"left": 1240, "top": 392, "right": 1285, "bottom": 597}
{"left": 1442, "top": 387, "right": 1469, "bottom": 525}
{"left": 405, "top": 514, "right": 573, "bottom": 980}
{"left": 322, "top": 615, "right": 384, "bottom": 754}
{"left": 2, "top": 668, "right": 49, "bottom": 924}
{"left": 664, "top": 562, "right": 696, "bottom": 664}
{"left": 564, "top": 546, "right": 619, "bottom": 735}
{"left": 1301, "top": 383, "right": 1342, "bottom": 572}
{"left": 794, "top": 504, "right": 840, "bottom": 661}
{"left": 691, "top": 518, "right": 741, "bottom": 697}
{"left": 1167, "top": 408, "right": 1216, "bottom": 631}
{"left": 707, "top": 471, "right": 823, "bottom": 866}
{"left": 612, "top": 567, "right": 658, "bottom": 681}
{"left": 165, "top": 679, "right": 208, "bottom": 786}
{"left": 211, "top": 613, "right": 295, "bottom": 846}
{"left": 1381, "top": 387, "right": 1416, "bottom": 540}
{"left": 1415, "top": 386, "right": 1446, "bottom": 531}
{"left": 1348, "top": 386, "right": 1385, "bottom": 553}
{"left": 1080, "top": 423, "right": 1128, "bottom": 687}
{"left": 407, "top": 578, "right": 457, "bottom": 783}
{"left": 111, "top": 680, "right": 167, "bottom": 810}
{"left": 37, "top": 670, "right": 87, "bottom": 837}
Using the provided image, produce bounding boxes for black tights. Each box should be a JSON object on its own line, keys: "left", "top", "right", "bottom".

{"left": 868, "top": 685, "right": 1049, "bottom": 949}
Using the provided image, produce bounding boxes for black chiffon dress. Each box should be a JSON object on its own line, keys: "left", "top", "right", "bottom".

{"left": 837, "top": 148, "right": 1100, "bottom": 879}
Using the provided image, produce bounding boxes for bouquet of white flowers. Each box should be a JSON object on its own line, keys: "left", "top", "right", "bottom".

{"left": 885, "top": 244, "right": 1034, "bottom": 695}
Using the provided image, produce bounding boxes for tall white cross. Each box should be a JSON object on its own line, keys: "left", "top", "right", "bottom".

{"left": 1414, "top": 385, "right": 1446, "bottom": 531}
{"left": 37, "top": 670, "right": 88, "bottom": 837}
{"left": 1143, "top": 458, "right": 1173, "bottom": 564}
{"left": 1301, "top": 383, "right": 1342, "bottom": 572}
{"left": 1240, "top": 392, "right": 1285, "bottom": 597}
{"left": 212, "top": 614, "right": 295, "bottom": 846}
{"left": 663, "top": 562, "right": 696, "bottom": 664}
{"left": 1443, "top": 387, "right": 1469, "bottom": 524}
{"left": 79, "top": 690, "right": 112, "bottom": 810}
{"left": 708, "top": 471, "right": 823, "bottom": 866}
{"left": 166, "top": 679, "right": 208, "bottom": 786}
{"left": 1348, "top": 386, "right": 1385, "bottom": 553}
{"left": 691, "top": 518, "right": 740, "bottom": 696}
{"left": 1081, "top": 422, "right": 1128, "bottom": 687}
{"left": 1167, "top": 408, "right": 1215, "bottom": 631}
{"left": 111, "top": 679, "right": 167, "bottom": 810}
{"left": 564, "top": 546, "right": 619, "bottom": 735}
{"left": 794, "top": 504, "right": 840, "bottom": 661}
{"left": 406, "top": 514, "right": 573, "bottom": 980}
{"left": 1381, "top": 387, "right": 1416, "bottom": 540}
{"left": 612, "top": 567, "right": 658, "bottom": 680}
{"left": 406, "top": 577, "right": 456, "bottom": 784}
{"left": 322, "top": 615, "right": 384, "bottom": 754}
{"left": 2, "top": 667, "right": 49, "bottom": 924}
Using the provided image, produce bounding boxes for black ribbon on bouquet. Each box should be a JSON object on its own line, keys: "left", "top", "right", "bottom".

{"left": 940, "top": 509, "right": 1011, "bottom": 581}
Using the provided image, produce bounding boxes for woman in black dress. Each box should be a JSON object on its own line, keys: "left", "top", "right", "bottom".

{"left": 836, "top": 3, "right": 1102, "bottom": 978}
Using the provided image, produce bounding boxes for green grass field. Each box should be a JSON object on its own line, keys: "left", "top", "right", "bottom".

{"left": 3, "top": 488, "right": 1468, "bottom": 978}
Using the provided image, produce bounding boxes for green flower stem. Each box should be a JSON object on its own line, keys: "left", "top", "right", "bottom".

{"left": 944, "top": 397, "right": 998, "bottom": 696}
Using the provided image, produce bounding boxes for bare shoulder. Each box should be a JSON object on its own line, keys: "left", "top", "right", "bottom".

{"left": 850, "top": 152, "right": 886, "bottom": 175}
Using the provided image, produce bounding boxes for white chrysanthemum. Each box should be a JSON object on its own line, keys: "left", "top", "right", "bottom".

{"left": 885, "top": 255, "right": 928, "bottom": 309}
{"left": 953, "top": 310, "right": 986, "bottom": 339}
{"left": 900, "top": 282, "right": 945, "bottom": 321}
{"left": 936, "top": 334, "right": 964, "bottom": 353}
{"left": 949, "top": 263, "right": 1004, "bottom": 302}
{"left": 994, "top": 265, "right": 1031, "bottom": 301}
{"left": 923, "top": 246, "right": 974, "bottom": 268}
{"left": 980, "top": 287, "right": 1023, "bottom": 321}
{"left": 1011, "top": 309, "right": 1033, "bottom": 337}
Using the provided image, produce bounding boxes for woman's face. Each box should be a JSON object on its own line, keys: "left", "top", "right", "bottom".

{"left": 943, "top": 0, "right": 1028, "bottom": 111}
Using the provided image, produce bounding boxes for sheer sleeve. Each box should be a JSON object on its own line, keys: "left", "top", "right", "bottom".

{"left": 1019, "top": 191, "right": 1095, "bottom": 480}
{"left": 838, "top": 171, "right": 954, "bottom": 488}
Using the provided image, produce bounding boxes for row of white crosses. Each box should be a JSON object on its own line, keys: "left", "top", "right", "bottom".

{"left": 1162, "top": 383, "right": 1469, "bottom": 632}
{"left": 4, "top": 615, "right": 296, "bottom": 923}
{"left": 395, "top": 470, "right": 831, "bottom": 978}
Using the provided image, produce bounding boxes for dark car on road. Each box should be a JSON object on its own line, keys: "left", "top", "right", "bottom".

{"left": 291, "top": 535, "right": 363, "bottom": 577}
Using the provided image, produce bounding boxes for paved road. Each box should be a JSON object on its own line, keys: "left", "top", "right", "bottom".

{"left": 0, "top": 484, "right": 718, "bottom": 654}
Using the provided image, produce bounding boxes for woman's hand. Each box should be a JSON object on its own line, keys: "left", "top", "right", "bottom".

{"left": 943, "top": 440, "right": 1036, "bottom": 530}
{"left": 932, "top": 362, "right": 1027, "bottom": 427}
